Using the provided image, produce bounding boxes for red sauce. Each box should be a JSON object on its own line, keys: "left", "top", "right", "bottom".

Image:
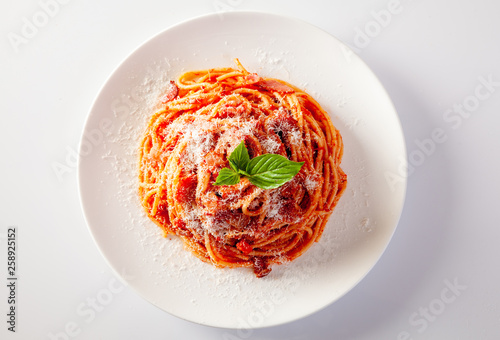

{"left": 236, "top": 239, "right": 253, "bottom": 255}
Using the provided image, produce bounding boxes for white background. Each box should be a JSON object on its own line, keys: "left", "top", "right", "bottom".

{"left": 1, "top": 0, "right": 500, "bottom": 339}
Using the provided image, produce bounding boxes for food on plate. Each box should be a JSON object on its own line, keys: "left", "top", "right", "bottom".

{"left": 138, "top": 59, "right": 346, "bottom": 277}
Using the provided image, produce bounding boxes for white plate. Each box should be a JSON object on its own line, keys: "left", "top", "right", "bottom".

{"left": 78, "top": 11, "right": 407, "bottom": 328}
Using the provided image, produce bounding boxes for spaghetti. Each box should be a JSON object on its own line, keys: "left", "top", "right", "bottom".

{"left": 138, "top": 60, "right": 347, "bottom": 277}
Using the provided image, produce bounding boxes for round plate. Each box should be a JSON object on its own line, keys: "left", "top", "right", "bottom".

{"left": 78, "top": 11, "right": 406, "bottom": 328}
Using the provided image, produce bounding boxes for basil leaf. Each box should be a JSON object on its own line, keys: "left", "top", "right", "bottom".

{"left": 228, "top": 141, "right": 250, "bottom": 173}
{"left": 237, "top": 168, "right": 251, "bottom": 177}
{"left": 213, "top": 140, "right": 304, "bottom": 190}
{"left": 214, "top": 168, "right": 240, "bottom": 186}
{"left": 245, "top": 154, "right": 304, "bottom": 189}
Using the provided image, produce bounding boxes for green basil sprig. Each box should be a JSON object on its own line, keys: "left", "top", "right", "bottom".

{"left": 214, "top": 141, "right": 304, "bottom": 189}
